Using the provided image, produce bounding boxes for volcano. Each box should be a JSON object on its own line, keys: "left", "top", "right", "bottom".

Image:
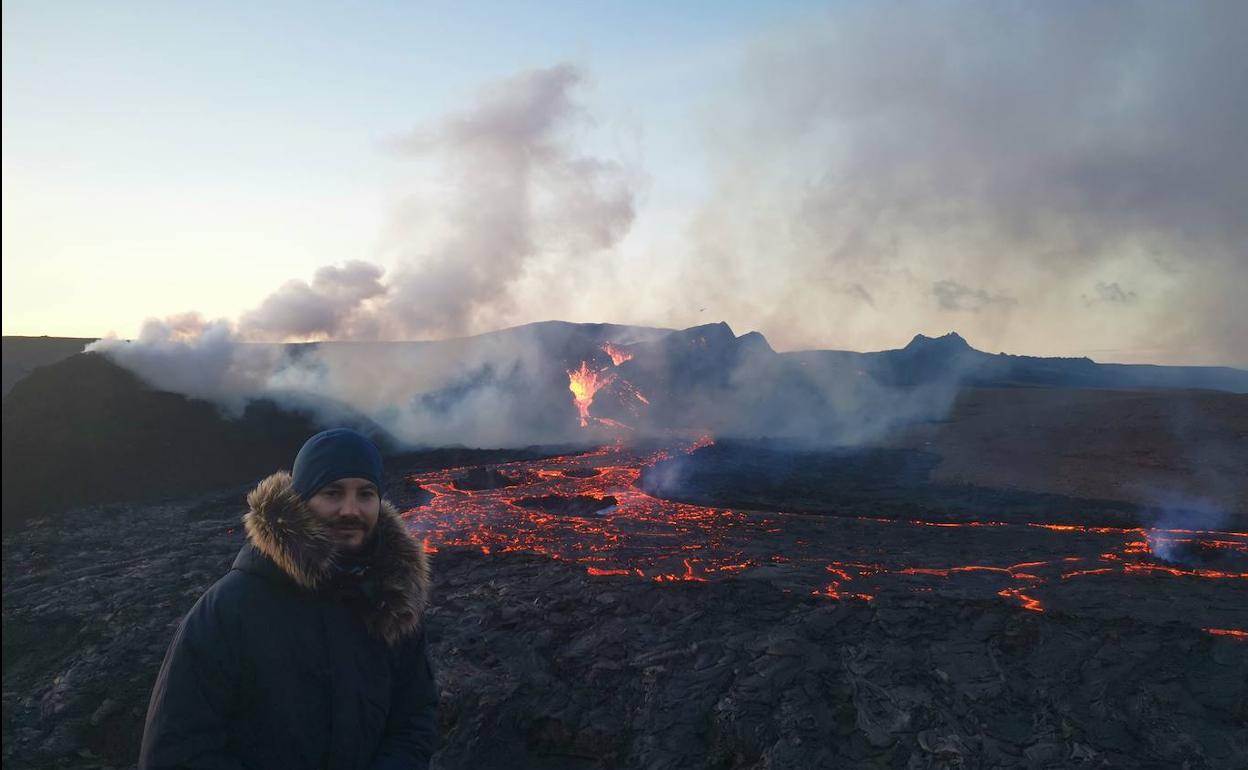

{"left": 3, "top": 321, "right": 1247, "bottom": 768}
{"left": 4, "top": 322, "right": 1247, "bottom": 531}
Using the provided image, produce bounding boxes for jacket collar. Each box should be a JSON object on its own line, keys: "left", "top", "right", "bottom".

{"left": 239, "top": 471, "right": 431, "bottom": 647}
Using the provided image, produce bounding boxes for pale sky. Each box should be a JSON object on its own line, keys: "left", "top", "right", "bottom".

{"left": 5, "top": 1, "right": 1246, "bottom": 366}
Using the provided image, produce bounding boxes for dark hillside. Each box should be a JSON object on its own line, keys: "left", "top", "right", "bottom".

{"left": 1, "top": 353, "right": 325, "bottom": 532}
{"left": 2, "top": 336, "right": 97, "bottom": 396}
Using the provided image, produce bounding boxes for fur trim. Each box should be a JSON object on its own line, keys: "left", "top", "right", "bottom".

{"left": 244, "top": 471, "right": 431, "bottom": 646}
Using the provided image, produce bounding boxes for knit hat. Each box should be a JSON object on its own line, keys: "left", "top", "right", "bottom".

{"left": 291, "top": 428, "right": 384, "bottom": 500}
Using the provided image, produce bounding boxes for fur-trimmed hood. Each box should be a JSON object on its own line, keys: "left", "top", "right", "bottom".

{"left": 241, "top": 471, "right": 430, "bottom": 647}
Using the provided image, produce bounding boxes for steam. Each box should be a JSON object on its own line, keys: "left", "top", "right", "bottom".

{"left": 680, "top": 0, "right": 1248, "bottom": 365}
{"left": 88, "top": 314, "right": 281, "bottom": 410}
{"left": 239, "top": 261, "right": 386, "bottom": 341}
{"left": 182, "top": 63, "right": 632, "bottom": 347}
{"left": 379, "top": 62, "right": 635, "bottom": 339}
{"left": 90, "top": 63, "right": 641, "bottom": 445}
{"left": 86, "top": 3, "right": 1248, "bottom": 453}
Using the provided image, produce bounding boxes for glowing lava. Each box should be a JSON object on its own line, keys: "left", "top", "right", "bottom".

{"left": 399, "top": 439, "right": 1248, "bottom": 629}
{"left": 601, "top": 343, "right": 633, "bottom": 365}
{"left": 1203, "top": 628, "right": 1248, "bottom": 639}
{"left": 567, "top": 362, "right": 615, "bottom": 427}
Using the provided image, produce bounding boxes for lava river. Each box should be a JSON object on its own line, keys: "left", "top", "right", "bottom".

{"left": 400, "top": 439, "right": 1248, "bottom": 637}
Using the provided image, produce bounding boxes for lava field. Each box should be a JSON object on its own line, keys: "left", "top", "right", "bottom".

{"left": 5, "top": 438, "right": 1246, "bottom": 769}
{"left": 403, "top": 438, "right": 1248, "bottom": 637}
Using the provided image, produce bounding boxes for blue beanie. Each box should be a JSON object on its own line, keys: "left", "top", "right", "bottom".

{"left": 291, "top": 428, "right": 384, "bottom": 500}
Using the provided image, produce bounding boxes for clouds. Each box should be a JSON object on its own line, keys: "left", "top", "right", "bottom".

{"left": 678, "top": 0, "right": 1248, "bottom": 364}
{"left": 932, "top": 281, "right": 1017, "bottom": 314}
{"left": 1083, "top": 282, "right": 1138, "bottom": 307}
{"left": 57, "top": 3, "right": 1248, "bottom": 366}
{"left": 78, "top": 6, "right": 1248, "bottom": 453}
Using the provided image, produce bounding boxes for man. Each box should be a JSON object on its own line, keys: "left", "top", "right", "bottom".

{"left": 139, "top": 428, "right": 437, "bottom": 770}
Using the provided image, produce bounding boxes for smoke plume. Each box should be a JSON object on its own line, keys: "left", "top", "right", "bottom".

{"left": 378, "top": 62, "right": 635, "bottom": 339}
{"left": 680, "top": 0, "right": 1248, "bottom": 365}
{"left": 239, "top": 261, "right": 386, "bottom": 341}
{"left": 87, "top": 3, "right": 1248, "bottom": 451}
{"left": 91, "top": 63, "right": 641, "bottom": 444}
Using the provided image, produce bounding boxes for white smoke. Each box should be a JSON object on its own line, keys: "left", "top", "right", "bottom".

{"left": 239, "top": 261, "right": 386, "bottom": 341}
{"left": 378, "top": 62, "right": 634, "bottom": 338}
{"left": 678, "top": 0, "right": 1248, "bottom": 365}
{"left": 87, "top": 63, "right": 640, "bottom": 445}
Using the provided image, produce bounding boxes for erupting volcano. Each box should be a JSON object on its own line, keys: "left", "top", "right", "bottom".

{"left": 565, "top": 347, "right": 651, "bottom": 430}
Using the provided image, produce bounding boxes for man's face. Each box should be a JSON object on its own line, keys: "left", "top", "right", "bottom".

{"left": 307, "top": 477, "right": 381, "bottom": 554}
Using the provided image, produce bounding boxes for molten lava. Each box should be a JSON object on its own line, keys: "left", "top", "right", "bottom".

{"left": 566, "top": 358, "right": 651, "bottom": 428}
{"left": 1204, "top": 628, "right": 1248, "bottom": 639}
{"left": 399, "top": 439, "right": 1248, "bottom": 634}
{"left": 601, "top": 343, "right": 633, "bottom": 366}
{"left": 567, "top": 362, "right": 615, "bottom": 427}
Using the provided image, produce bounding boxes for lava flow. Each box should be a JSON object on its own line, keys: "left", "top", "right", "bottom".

{"left": 400, "top": 439, "right": 1248, "bottom": 637}
{"left": 601, "top": 342, "right": 633, "bottom": 365}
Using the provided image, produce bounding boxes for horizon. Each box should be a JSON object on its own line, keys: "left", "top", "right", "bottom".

{"left": 5, "top": 2, "right": 1247, "bottom": 368}
{"left": 5, "top": 319, "right": 1247, "bottom": 370}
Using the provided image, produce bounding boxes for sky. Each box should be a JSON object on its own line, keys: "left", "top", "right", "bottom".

{"left": 4, "top": 0, "right": 1246, "bottom": 366}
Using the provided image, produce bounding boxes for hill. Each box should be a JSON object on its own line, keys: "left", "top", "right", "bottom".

{"left": 4, "top": 322, "right": 1246, "bottom": 529}
{"left": 1, "top": 353, "right": 358, "bottom": 532}
{"left": 1, "top": 336, "right": 97, "bottom": 396}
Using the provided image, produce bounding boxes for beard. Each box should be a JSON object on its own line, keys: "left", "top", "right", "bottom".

{"left": 332, "top": 521, "right": 378, "bottom": 558}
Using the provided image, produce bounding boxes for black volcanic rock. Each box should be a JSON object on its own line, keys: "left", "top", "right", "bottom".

{"left": 902, "top": 331, "right": 974, "bottom": 357}
{"left": 788, "top": 331, "right": 1248, "bottom": 392}
{"left": 636, "top": 439, "right": 1237, "bottom": 529}
{"left": 511, "top": 494, "right": 618, "bottom": 517}
{"left": 451, "top": 467, "right": 522, "bottom": 491}
{"left": 4, "top": 487, "right": 1244, "bottom": 770}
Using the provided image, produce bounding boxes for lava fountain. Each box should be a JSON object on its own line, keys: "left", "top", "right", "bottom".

{"left": 567, "top": 362, "right": 615, "bottom": 427}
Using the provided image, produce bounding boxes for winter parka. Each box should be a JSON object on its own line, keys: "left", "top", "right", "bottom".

{"left": 138, "top": 471, "right": 436, "bottom": 770}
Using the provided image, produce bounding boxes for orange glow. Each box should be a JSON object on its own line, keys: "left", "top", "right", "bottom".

{"left": 812, "top": 585, "right": 874, "bottom": 601}
{"left": 1123, "top": 564, "right": 1248, "bottom": 579}
{"left": 567, "top": 361, "right": 615, "bottom": 427}
{"left": 1204, "top": 628, "right": 1248, "bottom": 639}
{"left": 653, "top": 558, "right": 709, "bottom": 582}
{"left": 688, "top": 433, "right": 714, "bottom": 452}
{"left": 998, "top": 587, "right": 1045, "bottom": 612}
{"left": 601, "top": 343, "right": 633, "bottom": 365}
{"left": 1061, "top": 568, "right": 1114, "bottom": 579}
{"left": 397, "top": 438, "right": 1247, "bottom": 629}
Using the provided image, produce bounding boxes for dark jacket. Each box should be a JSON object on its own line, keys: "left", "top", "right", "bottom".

{"left": 139, "top": 471, "right": 436, "bottom": 770}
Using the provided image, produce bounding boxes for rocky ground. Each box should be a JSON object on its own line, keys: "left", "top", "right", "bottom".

{"left": 886, "top": 388, "right": 1248, "bottom": 515}
{"left": 4, "top": 468, "right": 1247, "bottom": 770}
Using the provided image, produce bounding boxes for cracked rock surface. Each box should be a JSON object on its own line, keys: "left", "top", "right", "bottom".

{"left": 4, "top": 488, "right": 1247, "bottom": 770}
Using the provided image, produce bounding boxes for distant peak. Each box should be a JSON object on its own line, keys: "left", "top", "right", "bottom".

{"left": 737, "top": 330, "right": 775, "bottom": 353}
{"left": 906, "top": 332, "right": 971, "bottom": 351}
